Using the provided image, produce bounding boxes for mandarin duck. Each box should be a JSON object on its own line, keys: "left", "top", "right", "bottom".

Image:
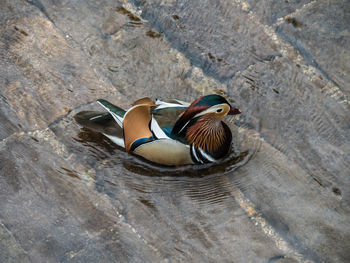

{"left": 74, "top": 94, "right": 241, "bottom": 166}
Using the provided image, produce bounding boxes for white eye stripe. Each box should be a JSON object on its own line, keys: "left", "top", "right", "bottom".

{"left": 193, "top": 103, "right": 229, "bottom": 118}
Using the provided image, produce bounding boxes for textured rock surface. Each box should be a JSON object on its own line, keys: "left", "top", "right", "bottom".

{"left": 1, "top": 0, "right": 349, "bottom": 262}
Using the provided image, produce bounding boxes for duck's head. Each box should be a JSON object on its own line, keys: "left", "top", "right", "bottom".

{"left": 186, "top": 94, "right": 241, "bottom": 119}
{"left": 171, "top": 94, "right": 241, "bottom": 138}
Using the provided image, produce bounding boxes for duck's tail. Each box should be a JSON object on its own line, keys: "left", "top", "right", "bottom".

{"left": 74, "top": 110, "right": 125, "bottom": 148}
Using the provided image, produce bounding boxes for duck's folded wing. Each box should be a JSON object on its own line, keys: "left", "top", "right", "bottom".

{"left": 155, "top": 98, "right": 190, "bottom": 108}
{"left": 123, "top": 104, "right": 154, "bottom": 152}
{"left": 152, "top": 106, "right": 187, "bottom": 132}
{"left": 97, "top": 99, "right": 126, "bottom": 128}
{"left": 74, "top": 111, "right": 124, "bottom": 147}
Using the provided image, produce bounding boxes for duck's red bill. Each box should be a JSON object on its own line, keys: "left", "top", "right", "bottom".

{"left": 228, "top": 107, "right": 242, "bottom": 115}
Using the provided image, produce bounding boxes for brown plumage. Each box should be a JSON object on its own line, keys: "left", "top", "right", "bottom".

{"left": 123, "top": 104, "right": 153, "bottom": 152}
{"left": 186, "top": 113, "right": 227, "bottom": 152}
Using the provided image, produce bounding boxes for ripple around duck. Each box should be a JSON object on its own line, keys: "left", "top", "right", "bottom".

{"left": 72, "top": 115, "right": 261, "bottom": 209}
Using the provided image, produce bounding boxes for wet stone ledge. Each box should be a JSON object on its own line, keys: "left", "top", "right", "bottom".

{"left": 0, "top": 132, "right": 162, "bottom": 262}
{"left": 275, "top": 0, "right": 350, "bottom": 96}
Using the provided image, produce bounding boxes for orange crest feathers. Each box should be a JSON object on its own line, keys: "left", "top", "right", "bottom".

{"left": 186, "top": 114, "right": 226, "bottom": 152}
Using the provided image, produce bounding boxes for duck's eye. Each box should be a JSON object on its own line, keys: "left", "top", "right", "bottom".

{"left": 216, "top": 108, "right": 223, "bottom": 113}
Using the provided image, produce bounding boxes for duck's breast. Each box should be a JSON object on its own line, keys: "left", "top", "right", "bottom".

{"left": 133, "top": 139, "right": 194, "bottom": 166}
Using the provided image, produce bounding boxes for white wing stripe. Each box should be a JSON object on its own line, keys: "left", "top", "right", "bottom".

{"left": 191, "top": 145, "right": 203, "bottom": 164}
{"left": 89, "top": 114, "right": 105, "bottom": 120}
{"left": 155, "top": 99, "right": 190, "bottom": 108}
{"left": 97, "top": 101, "right": 124, "bottom": 128}
{"left": 155, "top": 103, "right": 187, "bottom": 109}
{"left": 150, "top": 117, "right": 169, "bottom": 139}
{"left": 198, "top": 148, "right": 216, "bottom": 162}
{"left": 178, "top": 120, "right": 190, "bottom": 134}
{"left": 104, "top": 134, "right": 125, "bottom": 148}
